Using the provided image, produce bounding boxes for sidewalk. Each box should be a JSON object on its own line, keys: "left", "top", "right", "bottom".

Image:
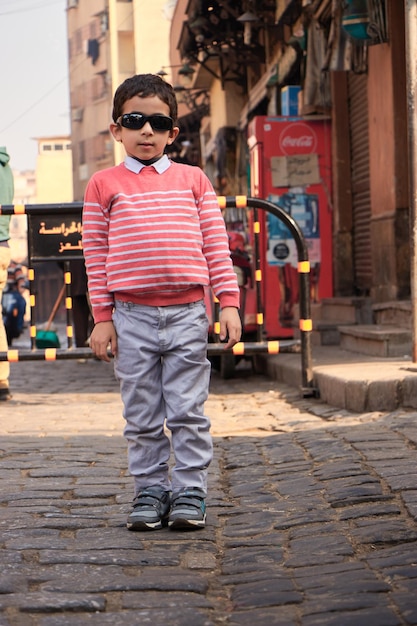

{"left": 258, "top": 345, "right": 417, "bottom": 412}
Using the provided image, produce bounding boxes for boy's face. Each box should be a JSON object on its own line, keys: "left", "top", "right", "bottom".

{"left": 110, "top": 95, "right": 179, "bottom": 161}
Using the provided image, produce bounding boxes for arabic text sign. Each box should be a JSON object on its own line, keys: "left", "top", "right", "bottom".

{"left": 271, "top": 154, "right": 320, "bottom": 188}
{"left": 28, "top": 214, "right": 84, "bottom": 261}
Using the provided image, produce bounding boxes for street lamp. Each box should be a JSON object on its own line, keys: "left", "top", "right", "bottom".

{"left": 156, "top": 63, "right": 195, "bottom": 86}
{"left": 237, "top": 10, "right": 259, "bottom": 45}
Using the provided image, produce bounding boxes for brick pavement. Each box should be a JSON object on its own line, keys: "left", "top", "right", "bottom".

{"left": 1, "top": 358, "right": 417, "bottom": 625}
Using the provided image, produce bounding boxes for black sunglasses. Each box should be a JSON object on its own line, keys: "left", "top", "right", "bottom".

{"left": 116, "top": 112, "right": 174, "bottom": 132}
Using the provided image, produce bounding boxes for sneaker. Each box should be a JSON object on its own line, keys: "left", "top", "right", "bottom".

{"left": 168, "top": 487, "right": 206, "bottom": 530}
{"left": 127, "top": 486, "right": 171, "bottom": 531}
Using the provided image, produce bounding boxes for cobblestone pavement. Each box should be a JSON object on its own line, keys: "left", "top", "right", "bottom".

{"left": 1, "top": 357, "right": 417, "bottom": 625}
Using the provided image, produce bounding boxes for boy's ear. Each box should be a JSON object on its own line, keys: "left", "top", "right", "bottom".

{"left": 110, "top": 123, "right": 122, "bottom": 142}
{"left": 166, "top": 126, "right": 180, "bottom": 145}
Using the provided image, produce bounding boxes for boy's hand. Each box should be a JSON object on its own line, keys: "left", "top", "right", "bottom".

{"left": 219, "top": 307, "right": 242, "bottom": 350}
{"left": 89, "top": 321, "right": 117, "bottom": 362}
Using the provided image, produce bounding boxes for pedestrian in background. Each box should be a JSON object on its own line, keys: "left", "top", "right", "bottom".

{"left": 82, "top": 74, "right": 241, "bottom": 531}
{"left": 68, "top": 259, "right": 93, "bottom": 348}
{"left": 2, "top": 260, "right": 27, "bottom": 346}
{"left": 58, "top": 259, "right": 93, "bottom": 348}
{"left": 0, "top": 146, "right": 14, "bottom": 401}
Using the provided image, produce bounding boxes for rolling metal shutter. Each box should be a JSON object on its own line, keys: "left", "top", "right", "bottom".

{"left": 348, "top": 72, "right": 372, "bottom": 295}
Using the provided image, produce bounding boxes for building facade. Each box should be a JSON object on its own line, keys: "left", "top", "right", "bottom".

{"left": 66, "top": 0, "right": 174, "bottom": 201}
{"left": 10, "top": 169, "right": 36, "bottom": 264}
{"left": 170, "top": 0, "right": 409, "bottom": 321}
{"left": 35, "top": 135, "right": 73, "bottom": 204}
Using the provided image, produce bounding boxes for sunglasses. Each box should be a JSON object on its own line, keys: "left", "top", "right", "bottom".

{"left": 116, "top": 112, "right": 174, "bottom": 132}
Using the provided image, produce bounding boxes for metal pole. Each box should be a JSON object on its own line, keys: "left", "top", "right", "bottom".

{"left": 252, "top": 208, "right": 264, "bottom": 342}
{"left": 404, "top": 0, "right": 417, "bottom": 362}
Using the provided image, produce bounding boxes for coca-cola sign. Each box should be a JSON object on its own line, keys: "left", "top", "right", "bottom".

{"left": 279, "top": 122, "right": 317, "bottom": 156}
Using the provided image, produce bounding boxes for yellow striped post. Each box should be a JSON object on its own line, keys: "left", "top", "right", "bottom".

{"left": 45, "top": 348, "right": 57, "bottom": 361}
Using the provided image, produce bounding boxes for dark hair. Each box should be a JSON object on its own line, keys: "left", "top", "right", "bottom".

{"left": 112, "top": 74, "right": 178, "bottom": 123}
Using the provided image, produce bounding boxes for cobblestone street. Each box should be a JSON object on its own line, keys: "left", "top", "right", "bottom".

{"left": 1, "top": 358, "right": 417, "bottom": 625}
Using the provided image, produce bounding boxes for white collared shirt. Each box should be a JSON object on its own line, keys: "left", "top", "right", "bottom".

{"left": 124, "top": 154, "right": 171, "bottom": 175}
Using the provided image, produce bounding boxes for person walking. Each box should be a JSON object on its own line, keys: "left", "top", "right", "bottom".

{"left": 2, "top": 260, "right": 27, "bottom": 346}
{"left": 0, "top": 146, "right": 14, "bottom": 401}
{"left": 82, "top": 74, "right": 241, "bottom": 531}
{"left": 69, "top": 259, "right": 93, "bottom": 348}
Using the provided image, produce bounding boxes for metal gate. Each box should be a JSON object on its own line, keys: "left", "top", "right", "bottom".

{"left": 0, "top": 197, "right": 315, "bottom": 395}
{"left": 348, "top": 71, "right": 372, "bottom": 294}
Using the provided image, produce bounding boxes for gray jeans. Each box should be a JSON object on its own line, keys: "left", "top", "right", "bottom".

{"left": 113, "top": 299, "right": 212, "bottom": 496}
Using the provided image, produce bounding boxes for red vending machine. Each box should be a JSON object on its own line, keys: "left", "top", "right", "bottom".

{"left": 248, "top": 115, "right": 333, "bottom": 338}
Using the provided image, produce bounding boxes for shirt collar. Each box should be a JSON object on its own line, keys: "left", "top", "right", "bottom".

{"left": 124, "top": 153, "right": 171, "bottom": 174}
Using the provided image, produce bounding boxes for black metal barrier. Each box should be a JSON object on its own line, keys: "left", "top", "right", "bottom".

{"left": 0, "top": 197, "right": 315, "bottom": 395}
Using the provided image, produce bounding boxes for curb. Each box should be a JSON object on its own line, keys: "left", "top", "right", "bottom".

{"left": 256, "top": 350, "right": 417, "bottom": 413}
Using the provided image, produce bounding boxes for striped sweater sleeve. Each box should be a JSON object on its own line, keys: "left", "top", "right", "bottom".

{"left": 82, "top": 176, "right": 114, "bottom": 322}
{"left": 193, "top": 170, "right": 240, "bottom": 308}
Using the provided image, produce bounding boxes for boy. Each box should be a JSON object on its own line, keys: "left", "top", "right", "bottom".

{"left": 82, "top": 74, "right": 241, "bottom": 531}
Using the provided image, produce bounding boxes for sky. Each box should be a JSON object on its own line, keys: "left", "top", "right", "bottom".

{"left": 0, "top": 0, "right": 69, "bottom": 172}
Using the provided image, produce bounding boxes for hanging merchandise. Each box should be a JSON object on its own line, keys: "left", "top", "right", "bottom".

{"left": 342, "top": 0, "right": 371, "bottom": 40}
{"left": 367, "top": 0, "right": 388, "bottom": 43}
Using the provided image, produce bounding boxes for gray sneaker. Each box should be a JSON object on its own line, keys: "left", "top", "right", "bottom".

{"left": 168, "top": 487, "right": 206, "bottom": 530}
{"left": 127, "top": 486, "right": 171, "bottom": 531}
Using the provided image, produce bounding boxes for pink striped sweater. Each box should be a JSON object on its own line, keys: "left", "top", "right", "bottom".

{"left": 82, "top": 156, "right": 240, "bottom": 323}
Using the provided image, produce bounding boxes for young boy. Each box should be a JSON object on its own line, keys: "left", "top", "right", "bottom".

{"left": 82, "top": 74, "right": 241, "bottom": 531}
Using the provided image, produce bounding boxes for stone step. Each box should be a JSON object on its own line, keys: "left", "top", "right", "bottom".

{"left": 295, "top": 297, "right": 372, "bottom": 346}
{"left": 294, "top": 320, "right": 356, "bottom": 347}
{"left": 294, "top": 297, "right": 371, "bottom": 326}
{"left": 315, "top": 321, "right": 354, "bottom": 346}
{"left": 373, "top": 300, "right": 411, "bottom": 329}
{"left": 320, "top": 297, "right": 373, "bottom": 325}
{"left": 294, "top": 303, "right": 353, "bottom": 346}
{"left": 338, "top": 324, "right": 412, "bottom": 358}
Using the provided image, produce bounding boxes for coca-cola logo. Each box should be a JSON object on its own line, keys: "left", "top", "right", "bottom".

{"left": 279, "top": 123, "right": 317, "bottom": 155}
